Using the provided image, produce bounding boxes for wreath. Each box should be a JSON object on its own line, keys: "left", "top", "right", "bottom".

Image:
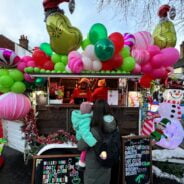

{"left": 22, "top": 109, "right": 77, "bottom": 151}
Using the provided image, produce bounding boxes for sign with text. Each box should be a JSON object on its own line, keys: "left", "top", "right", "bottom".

{"left": 122, "top": 136, "right": 152, "bottom": 184}
{"left": 32, "top": 154, "right": 83, "bottom": 184}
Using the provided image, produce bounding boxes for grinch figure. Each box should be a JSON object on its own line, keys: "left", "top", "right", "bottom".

{"left": 150, "top": 118, "right": 171, "bottom": 142}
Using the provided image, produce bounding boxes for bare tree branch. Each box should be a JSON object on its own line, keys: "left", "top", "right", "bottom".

{"left": 97, "top": 0, "right": 184, "bottom": 32}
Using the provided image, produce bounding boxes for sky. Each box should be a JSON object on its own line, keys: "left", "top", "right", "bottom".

{"left": 0, "top": 0, "right": 182, "bottom": 50}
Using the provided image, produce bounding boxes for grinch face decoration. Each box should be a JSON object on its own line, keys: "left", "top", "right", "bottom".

{"left": 46, "top": 12, "right": 82, "bottom": 55}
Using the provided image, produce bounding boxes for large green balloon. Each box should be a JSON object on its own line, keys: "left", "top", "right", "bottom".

{"left": 0, "top": 75, "right": 14, "bottom": 88}
{"left": 9, "top": 69, "right": 23, "bottom": 81}
{"left": 61, "top": 55, "right": 68, "bottom": 65}
{"left": 0, "top": 84, "right": 10, "bottom": 93}
{"left": 120, "top": 57, "right": 135, "bottom": 72}
{"left": 11, "top": 81, "right": 26, "bottom": 93}
{"left": 0, "top": 69, "right": 9, "bottom": 76}
{"left": 89, "top": 23, "right": 108, "bottom": 44}
{"left": 40, "top": 42, "right": 53, "bottom": 56}
{"left": 51, "top": 53, "right": 62, "bottom": 64}
{"left": 120, "top": 47, "right": 130, "bottom": 58}
{"left": 94, "top": 39, "right": 115, "bottom": 61}
{"left": 81, "top": 38, "right": 91, "bottom": 50}
{"left": 54, "top": 63, "right": 65, "bottom": 71}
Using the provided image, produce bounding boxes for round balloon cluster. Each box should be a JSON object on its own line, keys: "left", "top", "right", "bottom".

{"left": 0, "top": 69, "right": 26, "bottom": 94}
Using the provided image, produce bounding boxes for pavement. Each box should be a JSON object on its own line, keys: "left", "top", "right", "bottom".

{"left": 0, "top": 146, "right": 182, "bottom": 184}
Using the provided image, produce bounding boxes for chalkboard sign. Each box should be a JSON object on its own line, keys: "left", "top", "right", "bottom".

{"left": 121, "top": 136, "right": 152, "bottom": 184}
{"left": 32, "top": 154, "right": 83, "bottom": 184}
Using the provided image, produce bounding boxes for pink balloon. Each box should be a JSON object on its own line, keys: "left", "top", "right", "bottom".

{"left": 141, "top": 63, "right": 152, "bottom": 74}
{"left": 21, "top": 56, "right": 33, "bottom": 63}
{"left": 147, "top": 45, "right": 160, "bottom": 57}
{"left": 27, "top": 60, "right": 36, "bottom": 67}
{"left": 150, "top": 54, "right": 165, "bottom": 68}
{"left": 24, "top": 73, "right": 35, "bottom": 83}
{"left": 0, "top": 92, "right": 31, "bottom": 120}
{"left": 151, "top": 67, "right": 166, "bottom": 79}
{"left": 17, "top": 62, "right": 27, "bottom": 72}
{"left": 161, "top": 48, "right": 180, "bottom": 67}
{"left": 132, "top": 63, "right": 141, "bottom": 74}
{"left": 133, "top": 31, "right": 153, "bottom": 50}
{"left": 166, "top": 66, "right": 174, "bottom": 74}
{"left": 131, "top": 49, "right": 150, "bottom": 65}
{"left": 68, "top": 52, "right": 84, "bottom": 73}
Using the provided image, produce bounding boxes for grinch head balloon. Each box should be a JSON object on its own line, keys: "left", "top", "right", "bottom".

{"left": 46, "top": 12, "right": 82, "bottom": 55}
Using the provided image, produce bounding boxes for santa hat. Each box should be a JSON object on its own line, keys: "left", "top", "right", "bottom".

{"left": 79, "top": 78, "right": 90, "bottom": 85}
{"left": 98, "top": 79, "right": 106, "bottom": 87}
{"left": 158, "top": 4, "right": 170, "bottom": 18}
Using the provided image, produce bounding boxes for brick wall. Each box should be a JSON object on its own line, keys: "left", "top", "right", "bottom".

{"left": 0, "top": 35, "right": 15, "bottom": 51}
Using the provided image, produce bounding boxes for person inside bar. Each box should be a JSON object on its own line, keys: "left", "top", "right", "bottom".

{"left": 70, "top": 78, "right": 92, "bottom": 104}
{"left": 92, "top": 79, "right": 108, "bottom": 102}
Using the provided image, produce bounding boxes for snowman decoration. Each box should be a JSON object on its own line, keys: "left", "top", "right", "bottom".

{"left": 151, "top": 81, "right": 184, "bottom": 149}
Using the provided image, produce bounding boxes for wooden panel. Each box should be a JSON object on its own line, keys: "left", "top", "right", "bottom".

{"left": 36, "top": 105, "right": 139, "bottom": 136}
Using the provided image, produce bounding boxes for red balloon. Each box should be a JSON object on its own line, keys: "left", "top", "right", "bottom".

{"left": 109, "top": 32, "right": 124, "bottom": 54}
{"left": 43, "top": 60, "right": 54, "bottom": 70}
{"left": 139, "top": 74, "right": 154, "bottom": 88}
{"left": 102, "top": 54, "right": 123, "bottom": 70}
{"left": 32, "top": 49, "right": 48, "bottom": 66}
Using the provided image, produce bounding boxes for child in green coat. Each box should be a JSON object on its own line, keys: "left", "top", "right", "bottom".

{"left": 71, "top": 102, "right": 96, "bottom": 170}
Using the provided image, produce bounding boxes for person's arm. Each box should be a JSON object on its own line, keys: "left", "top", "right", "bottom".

{"left": 79, "top": 116, "right": 97, "bottom": 147}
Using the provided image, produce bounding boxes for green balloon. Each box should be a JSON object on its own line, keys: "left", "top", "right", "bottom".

{"left": 35, "top": 77, "right": 45, "bottom": 86}
{"left": 120, "top": 47, "right": 130, "bottom": 58}
{"left": 40, "top": 69, "right": 46, "bottom": 73}
{"left": 34, "top": 67, "right": 40, "bottom": 73}
{"left": 81, "top": 38, "right": 91, "bottom": 50}
{"left": 61, "top": 55, "right": 68, "bottom": 65}
{"left": 0, "top": 84, "right": 10, "bottom": 93}
{"left": 94, "top": 39, "right": 115, "bottom": 61}
{"left": 120, "top": 57, "right": 135, "bottom": 72}
{"left": 0, "top": 69, "right": 9, "bottom": 76}
{"left": 54, "top": 63, "right": 65, "bottom": 71}
{"left": 51, "top": 53, "right": 62, "bottom": 64}
{"left": 9, "top": 69, "right": 23, "bottom": 81}
{"left": 40, "top": 42, "right": 53, "bottom": 56}
{"left": 24, "top": 67, "right": 34, "bottom": 73}
{"left": 0, "top": 75, "right": 14, "bottom": 88}
{"left": 11, "top": 81, "right": 26, "bottom": 93}
{"left": 89, "top": 23, "right": 108, "bottom": 44}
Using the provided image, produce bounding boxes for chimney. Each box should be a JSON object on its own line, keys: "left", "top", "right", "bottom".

{"left": 180, "top": 41, "right": 184, "bottom": 58}
{"left": 19, "top": 35, "right": 29, "bottom": 50}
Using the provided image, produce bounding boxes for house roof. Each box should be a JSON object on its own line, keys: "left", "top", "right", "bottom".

{"left": 174, "top": 58, "right": 184, "bottom": 68}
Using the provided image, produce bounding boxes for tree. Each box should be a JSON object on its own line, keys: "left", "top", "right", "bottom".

{"left": 97, "top": 0, "right": 184, "bottom": 32}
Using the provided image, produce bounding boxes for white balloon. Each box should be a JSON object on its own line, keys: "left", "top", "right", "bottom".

{"left": 82, "top": 56, "right": 93, "bottom": 70}
{"left": 65, "top": 65, "right": 72, "bottom": 73}
{"left": 92, "top": 60, "right": 102, "bottom": 71}
{"left": 84, "top": 45, "right": 98, "bottom": 60}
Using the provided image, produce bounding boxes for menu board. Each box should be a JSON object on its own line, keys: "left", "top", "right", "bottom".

{"left": 32, "top": 154, "right": 83, "bottom": 184}
{"left": 122, "top": 136, "right": 152, "bottom": 184}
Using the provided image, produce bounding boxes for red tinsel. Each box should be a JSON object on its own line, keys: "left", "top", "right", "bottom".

{"left": 22, "top": 109, "right": 77, "bottom": 145}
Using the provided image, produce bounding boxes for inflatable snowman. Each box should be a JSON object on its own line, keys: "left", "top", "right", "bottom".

{"left": 151, "top": 88, "right": 184, "bottom": 149}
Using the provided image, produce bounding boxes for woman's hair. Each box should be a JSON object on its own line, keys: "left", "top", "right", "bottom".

{"left": 91, "top": 99, "right": 112, "bottom": 131}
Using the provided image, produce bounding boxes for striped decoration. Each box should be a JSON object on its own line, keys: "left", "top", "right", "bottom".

{"left": 123, "top": 33, "right": 135, "bottom": 48}
{"left": 0, "top": 92, "right": 31, "bottom": 120}
{"left": 133, "top": 31, "right": 153, "bottom": 50}
{"left": 141, "top": 112, "right": 160, "bottom": 136}
{"left": 0, "top": 48, "right": 20, "bottom": 68}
